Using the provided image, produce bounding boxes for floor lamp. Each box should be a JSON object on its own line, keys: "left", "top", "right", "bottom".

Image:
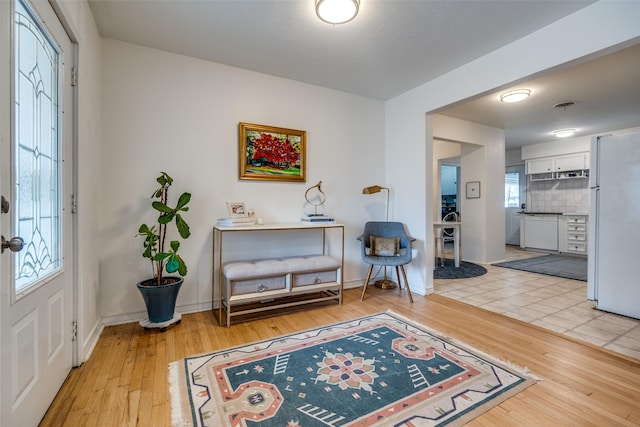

{"left": 362, "top": 185, "right": 396, "bottom": 289}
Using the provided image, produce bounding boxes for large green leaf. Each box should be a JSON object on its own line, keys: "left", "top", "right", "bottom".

{"left": 175, "top": 214, "right": 191, "bottom": 238}
{"left": 152, "top": 201, "right": 173, "bottom": 213}
{"left": 158, "top": 212, "right": 175, "bottom": 224}
{"left": 175, "top": 192, "right": 191, "bottom": 210}
{"left": 153, "top": 252, "right": 171, "bottom": 261}
{"left": 166, "top": 257, "right": 179, "bottom": 273}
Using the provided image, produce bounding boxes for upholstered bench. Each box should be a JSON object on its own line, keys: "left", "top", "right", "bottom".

{"left": 221, "top": 255, "right": 342, "bottom": 326}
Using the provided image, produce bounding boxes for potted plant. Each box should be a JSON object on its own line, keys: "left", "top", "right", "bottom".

{"left": 136, "top": 172, "right": 191, "bottom": 326}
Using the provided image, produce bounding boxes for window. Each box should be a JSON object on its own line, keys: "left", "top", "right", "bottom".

{"left": 505, "top": 172, "right": 520, "bottom": 207}
{"left": 14, "top": 0, "right": 62, "bottom": 294}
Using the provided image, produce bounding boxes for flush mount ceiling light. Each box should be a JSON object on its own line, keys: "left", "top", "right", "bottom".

{"left": 500, "top": 89, "right": 531, "bottom": 103}
{"left": 554, "top": 129, "right": 576, "bottom": 138}
{"left": 315, "top": 0, "right": 360, "bottom": 24}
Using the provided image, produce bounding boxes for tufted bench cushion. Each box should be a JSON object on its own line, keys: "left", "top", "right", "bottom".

{"left": 223, "top": 255, "right": 340, "bottom": 280}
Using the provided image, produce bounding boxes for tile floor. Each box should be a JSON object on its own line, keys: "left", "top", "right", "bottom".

{"left": 434, "top": 246, "right": 640, "bottom": 360}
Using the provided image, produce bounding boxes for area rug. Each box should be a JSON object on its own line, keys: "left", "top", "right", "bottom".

{"left": 492, "top": 254, "right": 587, "bottom": 281}
{"left": 169, "top": 311, "right": 536, "bottom": 427}
{"left": 434, "top": 259, "right": 487, "bottom": 280}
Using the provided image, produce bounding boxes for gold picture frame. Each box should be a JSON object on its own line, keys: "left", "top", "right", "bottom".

{"left": 239, "top": 122, "right": 306, "bottom": 182}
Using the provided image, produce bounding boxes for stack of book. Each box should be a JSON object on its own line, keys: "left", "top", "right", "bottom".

{"left": 301, "top": 214, "right": 335, "bottom": 224}
{"left": 217, "top": 217, "right": 256, "bottom": 227}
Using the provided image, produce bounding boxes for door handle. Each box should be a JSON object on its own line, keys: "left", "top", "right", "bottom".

{"left": 1, "top": 236, "right": 24, "bottom": 253}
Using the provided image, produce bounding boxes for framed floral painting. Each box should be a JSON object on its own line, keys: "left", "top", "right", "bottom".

{"left": 238, "top": 122, "right": 306, "bottom": 182}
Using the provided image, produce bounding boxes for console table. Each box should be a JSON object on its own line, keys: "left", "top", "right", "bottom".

{"left": 212, "top": 223, "right": 344, "bottom": 326}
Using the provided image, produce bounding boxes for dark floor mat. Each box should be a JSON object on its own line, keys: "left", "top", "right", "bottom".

{"left": 492, "top": 255, "right": 587, "bottom": 281}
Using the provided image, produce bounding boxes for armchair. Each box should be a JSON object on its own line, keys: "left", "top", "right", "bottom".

{"left": 357, "top": 221, "right": 415, "bottom": 302}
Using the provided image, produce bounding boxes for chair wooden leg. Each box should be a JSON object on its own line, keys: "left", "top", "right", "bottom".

{"left": 360, "top": 265, "right": 374, "bottom": 301}
{"left": 395, "top": 266, "right": 403, "bottom": 291}
{"left": 400, "top": 266, "right": 413, "bottom": 303}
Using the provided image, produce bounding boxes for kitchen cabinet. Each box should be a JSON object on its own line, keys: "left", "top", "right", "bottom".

{"left": 526, "top": 157, "right": 554, "bottom": 174}
{"left": 555, "top": 153, "right": 589, "bottom": 172}
{"left": 526, "top": 152, "right": 590, "bottom": 177}
{"left": 559, "top": 215, "right": 588, "bottom": 254}
{"left": 522, "top": 214, "right": 558, "bottom": 251}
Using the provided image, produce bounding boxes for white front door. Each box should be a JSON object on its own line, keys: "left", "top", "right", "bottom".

{"left": 0, "top": 0, "right": 75, "bottom": 425}
{"left": 505, "top": 165, "right": 525, "bottom": 246}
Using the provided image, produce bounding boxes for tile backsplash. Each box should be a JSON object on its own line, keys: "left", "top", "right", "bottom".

{"left": 527, "top": 178, "right": 589, "bottom": 213}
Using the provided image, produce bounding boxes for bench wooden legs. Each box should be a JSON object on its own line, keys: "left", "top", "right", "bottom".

{"left": 361, "top": 264, "right": 413, "bottom": 303}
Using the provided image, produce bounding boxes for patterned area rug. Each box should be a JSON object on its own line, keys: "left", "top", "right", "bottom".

{"left": 434, "top": 259, "right": 488, "bottom": 280}
{"left": 492, "top": 254, "right": 587, "bottom": 281}
{"left": 169, "top": 312, "right": 536, "bottom": 426}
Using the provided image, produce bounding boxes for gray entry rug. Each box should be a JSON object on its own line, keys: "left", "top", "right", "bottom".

{"left": 492, "top": 254, "right": 587, "bottom": 281}
{"left": 434, "top": 259, "right": 487, "bottom": 279}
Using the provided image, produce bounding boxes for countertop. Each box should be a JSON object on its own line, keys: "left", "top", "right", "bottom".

{"left": 517, "top": 211, "right": 588, "bottom": 216}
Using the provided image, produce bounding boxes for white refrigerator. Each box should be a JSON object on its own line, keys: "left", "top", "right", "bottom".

{"left": 588, "top": 132, "right": 640, "bottom": 319}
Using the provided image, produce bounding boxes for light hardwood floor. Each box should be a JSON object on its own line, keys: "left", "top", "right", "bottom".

{"left": 41, "top": 287, "right": 640, "bottom": 426}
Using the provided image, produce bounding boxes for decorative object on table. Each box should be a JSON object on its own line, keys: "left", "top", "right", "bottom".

{"left": 238, "top": 122, "right": 306, "bottom": 182}
{"left": 493, "top": 254, "right": 587, "bottom": 281}
{"left": 216, "top": 217, "right": 256, "bottom": 227}
{"left": 466, "top": 181, "right": 481, "bottom": 199}
{"left": 226, "top": 201, "right": 248, "bottom": 218}
{"left": 136, "top": 172, "right": 191, "bottom": 330}
{"left": 169, "top": 311, "right": 536, "bottom": 427}
{"left": 301, "top": 180, "right": 335, "bottom": 223}
{"left": 218, "top": 202, "right": 256, "bottom": 226}
{"left": 358, "top": 221, "right": 414, "bottom": 295}
{"left": 434, "top": 259, "right": 487, "bottom": 279}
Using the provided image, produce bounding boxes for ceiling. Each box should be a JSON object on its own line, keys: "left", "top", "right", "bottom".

{"left": 438, "top": 43, "right": 640, "bottom": 149}
{"left": 87, "top": 0, "right": 640, "bottom": 148}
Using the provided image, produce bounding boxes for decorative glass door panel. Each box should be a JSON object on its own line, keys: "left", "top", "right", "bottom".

{"left": 14, "top": 0, "right": 61, "bottom": 295}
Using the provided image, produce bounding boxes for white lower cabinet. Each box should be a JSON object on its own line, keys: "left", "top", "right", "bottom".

{"left": 523, "top": 215, "right": 558, "bottom": 251}
{"left": 559, "top": 215, "right": 588, "bottom": 254}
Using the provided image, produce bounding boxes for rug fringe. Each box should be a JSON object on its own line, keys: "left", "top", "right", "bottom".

{"left": 384, "top": 309, "right": 543, "bottom": 381}
{"left": 168, "top": 361, "right": 192, "bottom": 427}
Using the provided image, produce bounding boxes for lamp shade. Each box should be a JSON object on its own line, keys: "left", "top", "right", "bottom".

{"left": 315, "top": 0, "right": 360, "bottom": 24}
{"left": 362, "top": 185, "right": 384, "bottom": 194}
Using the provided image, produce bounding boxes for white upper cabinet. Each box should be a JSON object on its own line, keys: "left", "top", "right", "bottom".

{"left": 526, "top": 157, "right": 554, "bottom": 174}
{"left": 554, "top": 152, "right": 590, "bottom": 172}
{"left": 526, "top": 152, "right": 590, "bottom": 175}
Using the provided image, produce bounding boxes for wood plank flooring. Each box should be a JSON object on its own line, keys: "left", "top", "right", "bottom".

{"left": 40, "top": 287, "right": 640, "bottom": 426}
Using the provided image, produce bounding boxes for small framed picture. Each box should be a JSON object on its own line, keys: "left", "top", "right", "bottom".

{"left": 466, "top": 181, "right": 480, "bottom": 199}
{"left": 226, "top": 202, "right": 248, "bottom": 218}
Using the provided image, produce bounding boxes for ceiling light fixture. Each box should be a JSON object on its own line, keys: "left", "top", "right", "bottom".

{"left": 500, "top": 89, "right": 531, "bottom": 103}
{"left": 554, "top": 129, "right": 576, "bottom": 138}
{"left": 315, "top": 0, "right": 360, "bottom": 24}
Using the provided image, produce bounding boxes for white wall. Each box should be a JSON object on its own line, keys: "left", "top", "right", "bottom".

{"left": 386, "top": 1, "right": 640, "bottom": 294}
{"left": 99, "top": 39, "right": 386, "bottom": 324}
{"left": 53, "top": 0, "right": 103, "bottom": 362}
{"left": 433, "top": 115, "right": 506, "bottom": 264}
{"left": 506, "top": 148, "right": 523, "bottom": 166}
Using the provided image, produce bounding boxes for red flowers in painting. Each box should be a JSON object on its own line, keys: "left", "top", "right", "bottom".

{"left": 248, "top": 132, "right": 300, "bottom": 170}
